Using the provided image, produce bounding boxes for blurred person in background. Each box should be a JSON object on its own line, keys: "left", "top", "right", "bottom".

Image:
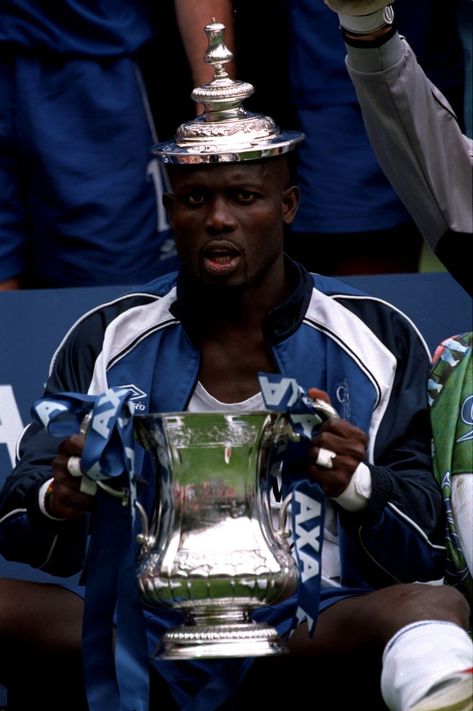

{"left": 233, "top": 0, "right": 465, "bottom": 276}
{"left": 0, "top": 0, "right": 234, "bottom": 290}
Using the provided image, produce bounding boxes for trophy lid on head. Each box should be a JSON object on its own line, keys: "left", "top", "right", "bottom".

{"left": 151, "top": 20, "right": 304, "bottom": 164}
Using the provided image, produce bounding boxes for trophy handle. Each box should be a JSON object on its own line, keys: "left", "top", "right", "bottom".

{"left": 78, "top": 411, "right": 130, "bottom": 504}
{"left": 264, "top": 492, "right": 292, "bottom": 546}
{"left": 135, "top": 500, "right": 156, "bottom": 552}
{"left": 277, "top": 493, "right": 293, "bottom": 537}
{"left": 79, "top": 411, "right": 92, "bottom": 437}
{"left": 310, "top": 398, "right": 340, "bottom": 422}
{"left": 276, "top": 493, "right": 293, "bottom": 543}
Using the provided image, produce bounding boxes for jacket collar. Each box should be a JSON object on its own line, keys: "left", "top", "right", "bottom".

{"left": 170, "top": 255, "right": 313, "bottom": 345}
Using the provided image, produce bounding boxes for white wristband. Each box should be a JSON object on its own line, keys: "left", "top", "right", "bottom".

{"left": 38, "top": 478, "right": 65, "bottom": 521}
{"left": 331, "top": 462, "right": 372, "bottom": 512}
{"left": 339, "top": 5, "right": 394, "bottom": 34}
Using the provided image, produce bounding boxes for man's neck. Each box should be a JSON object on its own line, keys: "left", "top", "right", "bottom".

{"left": 176, "top": 259, "right": 291, "bottom": 330}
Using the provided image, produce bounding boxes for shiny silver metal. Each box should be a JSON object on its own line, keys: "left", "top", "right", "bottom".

{"left": 134, "top": 411, "right": 299, "bottom": 659}
{"left": 151, "top": 21, "right": 304, "bottom": 164}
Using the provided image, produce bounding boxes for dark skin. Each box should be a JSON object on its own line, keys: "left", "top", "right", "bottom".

{"left": 164, "top": 159, "right": 296, "bottom": 403}
{"left": 47, "top": 159, "right": 368, "bottom": 515}
{"left": 4, "top": 157, "right": 470, "bottom": 710}
{"left": 0, "top": 578, "right": 88, "bottom": 710}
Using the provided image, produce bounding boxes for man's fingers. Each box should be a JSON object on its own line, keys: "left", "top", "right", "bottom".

{"left": 307, "top": 387, "right": 331, "bottom": 403}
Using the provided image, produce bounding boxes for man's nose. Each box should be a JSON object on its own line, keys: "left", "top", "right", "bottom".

{"left": 205, "top": 195, "right": 237, "bottom": 233}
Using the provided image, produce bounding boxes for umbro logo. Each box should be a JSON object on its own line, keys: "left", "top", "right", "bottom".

{"left": 120, "top": 384, "right": 148, "bottom": 411}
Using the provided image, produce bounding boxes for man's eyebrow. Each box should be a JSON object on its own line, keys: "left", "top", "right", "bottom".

{"left": 174, "top": 182, "right": 209, "bottom": 191}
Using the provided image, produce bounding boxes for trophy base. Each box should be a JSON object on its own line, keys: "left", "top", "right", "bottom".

{"left": 157, "top": 622, "right": 288, "bottom": 659}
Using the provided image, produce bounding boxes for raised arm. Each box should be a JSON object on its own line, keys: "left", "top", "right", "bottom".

{"left": 174, "top": 0, "right": 235, "bottom": 86}
{"left": 323, "top": 1, "right": 473, "bottom": 295}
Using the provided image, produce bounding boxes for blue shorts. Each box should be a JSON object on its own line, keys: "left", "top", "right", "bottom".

{"left": 145, "top": 585, "right": 372, "bottom": 708}
{"left": 291, "top": 104, "right": 412, "bottom": 233}
{"left": 0, "top": 50, "right": 178, "bottom": 287}
{"left": 39, "top": 579, "right": 371, "bottom": 708}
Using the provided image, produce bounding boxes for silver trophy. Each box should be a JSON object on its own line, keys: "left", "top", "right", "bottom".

{"left": 151, "top": 21, "right": 304, "bottom": 164}
{"left": 134, "top": 411, "right": 299, "bottom": 660}
{"left": 133, "top": 19, "right": 309, "bottom": 662}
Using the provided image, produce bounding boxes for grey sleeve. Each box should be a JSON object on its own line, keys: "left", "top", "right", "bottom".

{"left": 345, "top": 34, "right": 473, "bottom": 250}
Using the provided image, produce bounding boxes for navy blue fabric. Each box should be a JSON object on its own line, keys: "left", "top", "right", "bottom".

{"left": 0, "top": 53, "right": 178, "bottom": 286}
{"left": 286, "top": 0, "right": 465, "bottom": 233}
{"left": 0, "top": 272, "right": 470, "bottom": 707}
{"left": 0, "top": 1, "right": 153, "bottom": 56}
{"left": 291, "top": 104, "right": 414, "bottom": 232}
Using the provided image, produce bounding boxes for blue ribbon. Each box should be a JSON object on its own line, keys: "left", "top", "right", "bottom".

{"left": 289, "top": 479, "right": 325, "bottom": 635}
{"left": 32, "top": 387, "right": 149, "bottom": 710}
{"left": 258, "top": 372, "right": 328, "bottom": 636}
{"left": 32, "top": 387, "right": 136, "bottom": 483}
{"left": 33, "top": 379, "right": 327, "bottom": 703}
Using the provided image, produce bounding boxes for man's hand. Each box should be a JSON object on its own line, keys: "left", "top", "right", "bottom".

{"left": 48, "top": 435, "right": 95, "bottom": 519}
{"left": 324, "top": 0, "right": 390, "bottom": 15}
{"left": 306, "top": 388, "right": 368, "bottom": 498}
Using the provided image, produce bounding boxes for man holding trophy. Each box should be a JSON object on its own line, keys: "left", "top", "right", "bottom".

{"left": 0, "top": 18, "right": 471, "bottom": 711}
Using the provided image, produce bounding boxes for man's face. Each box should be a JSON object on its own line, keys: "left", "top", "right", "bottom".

{"left": 163, "top": 159, "right": 299, "bottom": 289}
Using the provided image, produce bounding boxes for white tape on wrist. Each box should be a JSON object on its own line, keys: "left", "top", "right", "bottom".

{"left": 325, "top": 0, "right": 390, "bottom": 13}
{"left": 339, "top": 6, "right": 394, "bottom": 34}
{"left": 331, "top": 462, "right": 372, "bottom": 512}
{"left": 38, "top": 478, "right": 65, "bottom": 521}
{"left": 79, "top": 477, "right": 98, "bottom": 496}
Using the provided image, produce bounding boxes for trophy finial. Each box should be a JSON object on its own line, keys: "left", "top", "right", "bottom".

{"left": 151, "top": 21, "right": 304, "bottom": 164}
{"left": 191, "top": 21, "right": 254, "bottom": 119}
{"left": 202, "top": 20, "right": 234, "bottom": 79}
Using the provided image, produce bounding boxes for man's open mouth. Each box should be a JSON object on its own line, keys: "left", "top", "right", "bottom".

{"left": 202, "top": 242, "right": 241, "bottom": 274}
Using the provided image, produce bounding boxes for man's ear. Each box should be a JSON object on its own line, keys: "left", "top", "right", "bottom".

{"left": 162, "top": 193, "right": 174, "bottom": 227}
{"left": 282, "top": 185, "right": 300, "bottom": 225}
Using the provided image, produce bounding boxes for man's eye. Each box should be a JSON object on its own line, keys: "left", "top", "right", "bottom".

{"left": 236, "top": 190, "right": 257, "bottom": 203}
{"left": 182, "top": 191, "right": 206, "bottom": 206}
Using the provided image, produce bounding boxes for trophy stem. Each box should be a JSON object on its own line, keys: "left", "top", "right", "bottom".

{"left": 156, "top": 607, "right": 288, "bottom": 660}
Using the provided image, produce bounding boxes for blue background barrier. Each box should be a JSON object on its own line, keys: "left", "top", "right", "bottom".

{"left": 0, "top": 272, "right": 471, "bottom": 703}
{"left": 1, "top": 271, "right": 471, "bottom": 513}
{"left": 0, "top": 284, "right": 127, "bottom": 586}
{"left": 1, "top": 272, "right": 471, "bottom": 553}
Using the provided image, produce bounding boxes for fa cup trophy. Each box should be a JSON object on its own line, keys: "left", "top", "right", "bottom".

{"left": 134, "top": 411, "right": 300, "bottom": 660}
{"left": 133, "top": 18, "right": 308, "bottom": 661}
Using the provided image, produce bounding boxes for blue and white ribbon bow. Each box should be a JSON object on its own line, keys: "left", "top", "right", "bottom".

{"left": 32, "top": 387, "right": 137, "bottom": 512}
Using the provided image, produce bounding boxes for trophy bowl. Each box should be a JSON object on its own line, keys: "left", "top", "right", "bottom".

{"left": 133, "top": 411, "right": 299, "bottom": 660}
